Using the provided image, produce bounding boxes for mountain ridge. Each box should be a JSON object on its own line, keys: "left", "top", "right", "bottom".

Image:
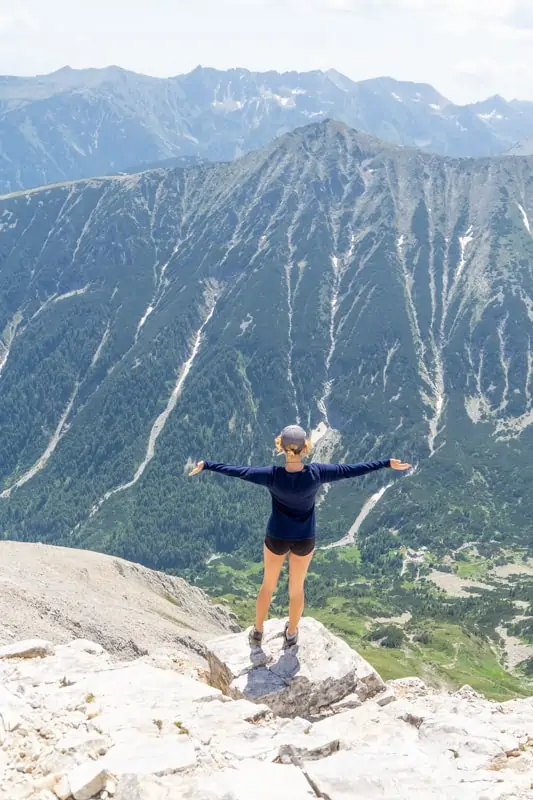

{"left": 0, "top": 540, "right": 238, "bottom": 660}
{"left": 1, "top": 119, "right": 533, "bottom": 573}
{"left": 3, "top": 64, "right": 533, "bottom": 193}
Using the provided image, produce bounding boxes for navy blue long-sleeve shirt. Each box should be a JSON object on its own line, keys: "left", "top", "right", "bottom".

{"left": 203, "top": 459, "right": 391, "bottom": 540}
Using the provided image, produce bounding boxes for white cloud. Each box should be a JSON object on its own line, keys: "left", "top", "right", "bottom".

{"left": 318, "top": 0, "right": 533, "bottom": 32}
{"left": 0, "top": 5, "right": 36, "bottom": 35}
{"left": 0, "top": 0, "right": 531, "bottom": 103}
{"left": 505, "top": 2, "right": 533, "bottom": 29}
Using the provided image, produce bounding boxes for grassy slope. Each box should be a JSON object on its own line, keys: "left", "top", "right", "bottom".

{"left": 193, "top": 546, "right": 533, "bottom": 702}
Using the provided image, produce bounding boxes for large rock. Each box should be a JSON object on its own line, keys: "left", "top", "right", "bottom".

{"left": 67, "top": 762, "right": 112, "bottom": 800}
{"left": 1, "top": 628, "right": 532, "bottom": 800}
{"left": 206, "top": 617, "right": 385, "bottom": 717}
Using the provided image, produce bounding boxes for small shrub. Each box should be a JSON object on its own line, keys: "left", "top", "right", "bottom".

{"left": 413, "top": 630, "right": 432, "bottom": 645}
{"left": 366, "top": 624, "right": 405, "bottom": 649}
{"left": 174, "top": 720, "right": 190, "bottom": 735}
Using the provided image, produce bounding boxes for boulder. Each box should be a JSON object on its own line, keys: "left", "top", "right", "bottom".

{"left": 207, "top": 617, "right": 384, "bottom": 717}
{"left": 277, "top": 732, "right": 340, "bottom": 763}
{"left": 0, "top": 640, "right": 54, "bottom": 660}
{"left": 114, "top": 775, "right": 174, "bottom": 800}
{"left": 1, "top": 627, "right": 532, "bottom": 800}
{"left": 66, "top": 762, "right": 113, "bottom": 800}
{"left": 304, "top": 749, "right": 464, "bottom": 799}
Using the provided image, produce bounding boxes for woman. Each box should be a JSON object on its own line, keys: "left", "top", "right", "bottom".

{"left": 189, "top": 424, "right": 410, "bottom": 647}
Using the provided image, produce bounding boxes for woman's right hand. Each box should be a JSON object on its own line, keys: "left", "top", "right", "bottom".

{"left": 189, "top": 461, "right": 205, "bottom": 476}
{"left": 390, "top": 458, "right": 411, "bottom": 471}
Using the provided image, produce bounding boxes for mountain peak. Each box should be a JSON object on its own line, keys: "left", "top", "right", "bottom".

{"left": 1, "top": 593, "right": 531, "bottom": 796}
{"left": 274, "top": 117, "right": 399, "bottom": 160}
{"left": 324, "top": 68, "right": 358, "bottom": 92}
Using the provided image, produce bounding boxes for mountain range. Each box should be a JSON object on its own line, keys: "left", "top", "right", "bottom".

{"left": 3, "top": 65, "right": 533, "bottom": 193}
{"left": 1, "top": 119, "right": 533, "bottom": 571}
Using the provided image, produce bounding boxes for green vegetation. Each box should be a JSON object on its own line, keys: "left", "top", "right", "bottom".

{"left": 194, "top": 543, "right": 533, "bottom": 701}
{"left": 366, "top": 624, "right": 405, "bottom": 648}
{"left": 173, "top": 721, "right": 190, "bottom": 735}
{"left": 1, "top": 121, "right": 533, "bottom": 705}
{"left": 2, "top": 128, "right": 533, "bottom": 578}
{"left": 509, "top": 618, "right": 533, "bottom": 643}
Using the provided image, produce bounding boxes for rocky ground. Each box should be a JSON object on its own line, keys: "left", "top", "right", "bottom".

{"left": 1, "top": 618, "right": 532, "bottom": 799}
{"left": 0, "top": 542, "right": 238, "bottom": 661}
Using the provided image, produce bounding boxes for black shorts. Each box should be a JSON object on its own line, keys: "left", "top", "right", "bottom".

{"left": 264, "top": 535, "right": 315, "bottom": 557}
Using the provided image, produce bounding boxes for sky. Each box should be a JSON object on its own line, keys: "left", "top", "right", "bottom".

{"left": 2, "top": 0, "right": 533, "bottom": 104}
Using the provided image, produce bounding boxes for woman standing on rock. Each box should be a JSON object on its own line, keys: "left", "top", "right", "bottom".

{"left": 189, "top": 425, "right": 410, "bottom": 648}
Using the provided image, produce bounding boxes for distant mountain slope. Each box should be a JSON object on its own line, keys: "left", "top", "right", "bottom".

{"left": 0, "top": 541, "right": 237, "bottom": 658}
{"left": 0, "top": 120, "right": 533, "bottom": 570}
{"left": 2, "top": 65, "right": 533, "bottom": 192}
{"left": 507, "top": 136, "right": 533, "bottom": 156}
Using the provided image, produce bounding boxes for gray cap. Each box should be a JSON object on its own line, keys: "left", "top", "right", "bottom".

{"left": 280, "top": 424, "right": 307, "bottom": 450}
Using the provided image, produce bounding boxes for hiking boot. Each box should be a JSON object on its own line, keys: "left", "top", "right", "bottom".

{"left": 283, "top": 622, "right": 298, "bottom": 647}
{"left": 248, "top": 627, "right": 263, "bottom": 647}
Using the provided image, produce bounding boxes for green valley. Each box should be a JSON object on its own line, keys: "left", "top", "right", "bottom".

{"left": 192, "top": 541, "right": 533, "bottom": 700}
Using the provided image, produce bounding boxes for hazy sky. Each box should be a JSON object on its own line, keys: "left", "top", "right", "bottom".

{"left": 3, "top": 0, "right": 533, "bottom": 104}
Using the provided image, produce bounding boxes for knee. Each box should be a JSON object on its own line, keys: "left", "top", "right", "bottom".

{"left": 288, "top": 583, "right": 304, "bottom": 602}
{"left": 260, "top": 581, "right": 276, "bottom": 597}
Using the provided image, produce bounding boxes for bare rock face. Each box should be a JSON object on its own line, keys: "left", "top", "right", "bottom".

{"left": 0, "top": 542, "right": 239, "bottom": 664}
{"left": 0, "top": 623, "right": 532, "bottom": 800}
{"left": 206, "top": 617, "right": 385, "bottom": 718}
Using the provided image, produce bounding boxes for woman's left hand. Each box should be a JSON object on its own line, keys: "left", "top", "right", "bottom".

{"left": 390, "top": 458, "right": 411, "bottom": 471}
{"left": 189, "top": 461, "right": 205, "bottom": 476}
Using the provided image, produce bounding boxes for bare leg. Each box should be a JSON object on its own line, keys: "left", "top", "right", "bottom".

{"left": 288, "top": 549, "right": 315, "bottom": 635}
{"left": 255, "top": 545, "right": 286, "bottom": 632}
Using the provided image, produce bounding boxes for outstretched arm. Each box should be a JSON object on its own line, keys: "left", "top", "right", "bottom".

{"left": 316, "top": 458, "right": 410, "bottom": 484}
{"left": 189, "top": 460, "right": 273, "bottom": 487}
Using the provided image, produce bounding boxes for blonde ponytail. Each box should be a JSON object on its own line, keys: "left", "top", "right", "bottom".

{"left": 275, "top": 435, "right": 311, "bottom": 456}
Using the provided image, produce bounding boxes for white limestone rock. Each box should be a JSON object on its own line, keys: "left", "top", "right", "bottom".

{"left": 0, "top": 629, "right": 532, "bottom": 800}
{"left": 0, "top": 685, "right": 24, "bottom": 745}
{"left": 376, "top": 690, "right": 397, "bottom": 707}
{"left": 53, "top": 775, "right": 71, "bottom": 800}
{"left": 207, "top": 617, "right": 385, "bottom": 717}
{"left": 103, "top": 736, "right": 197, "bottom": 777}
{"left": 170, "top": 762, "right": 317, "bottom": 799}
{"left": 388, "top": 677, "right": 429, "bottom": 699}
{"left": 330, "top": 692, "right": 362, "bottom": 713}
{"left": 67, "top": 762, "right": 113, "bottom": 800}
